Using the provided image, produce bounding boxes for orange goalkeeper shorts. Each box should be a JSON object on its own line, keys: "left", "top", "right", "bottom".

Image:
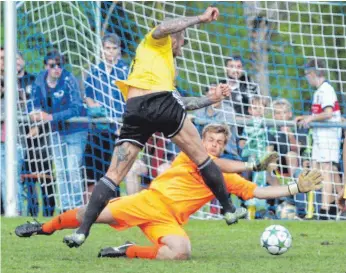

{"left": 107, "top": 190, "right": 188, "bottom": 244}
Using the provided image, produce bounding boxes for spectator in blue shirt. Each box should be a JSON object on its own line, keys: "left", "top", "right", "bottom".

{"left": 192, "top": 84, "right": 240, "bottom": 160}
{"left": 28, "top": 50, "right": 87, "bottom": 212}
{"left": 83, "top": 34, "right": 130, "bottom": 197}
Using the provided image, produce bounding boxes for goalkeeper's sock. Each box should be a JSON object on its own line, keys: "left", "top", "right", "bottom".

{"left": 198, "top": 157, "right": 235, "bottom": 213}
{"left": 42, "top": 208, "right": 79, "bottom": 234}
{"left": 126, "top": 244, "right": 163, "bottom": 259}
{"left": 76, "top": 176, "right": 118, "bottom": 236}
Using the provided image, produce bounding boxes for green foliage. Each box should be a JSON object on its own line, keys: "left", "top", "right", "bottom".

{"left": 2, "top": 217, "right": 346, "bottom": 273}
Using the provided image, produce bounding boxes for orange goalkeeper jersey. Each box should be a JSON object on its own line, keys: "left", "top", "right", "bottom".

{"left": 149, "top": 152, "right": 257, "bottom": 225}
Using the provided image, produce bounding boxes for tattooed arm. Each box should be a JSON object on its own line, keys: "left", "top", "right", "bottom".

{"left": 180, "top": 83, "right": 230, "bottom": 111}
{"left": 181, "top": 96, "right": 216, "bottom": 111}
{"left": 152, "top": 7, "right": 220, "bottom": 39}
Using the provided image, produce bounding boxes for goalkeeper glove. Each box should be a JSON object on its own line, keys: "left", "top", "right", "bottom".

{"left": 288, "top": 169, "right": 323, "bottom": 195}
{"left": 245, "top": 152, "right": 279, "bottom": 172}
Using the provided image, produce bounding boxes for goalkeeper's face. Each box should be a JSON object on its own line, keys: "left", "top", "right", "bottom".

{"left": 171, "top": 31, "right": 186, "bottom": 57}
{"left": 202, "top": 132, "right": 227, "bottom": 157}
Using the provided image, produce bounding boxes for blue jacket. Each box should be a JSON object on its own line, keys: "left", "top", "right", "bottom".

{"left": 85, "top": 60, "right": 128, "bottom": 117}
{"left": 85, "top": 59, "right": 128, "bottom": 132}
{"left": 29, "top": 69, "right": 87, "bottom": 134}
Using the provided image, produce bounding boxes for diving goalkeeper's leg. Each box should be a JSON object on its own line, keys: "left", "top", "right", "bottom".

{"left": 99, "top": 235, "right": 191, "bottom": 260}
{"left": 63, "top": 142, "right": 141, "bottom": 248}
{"left": 15, "top": 206, "right": 116, "bottom": 238}
{"left": 15, "top": 208, "right": 81, "bottom": 237}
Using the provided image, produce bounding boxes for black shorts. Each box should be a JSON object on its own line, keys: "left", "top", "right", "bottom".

{"left": 117, "top": 91, "right": 186, "bottom": 148}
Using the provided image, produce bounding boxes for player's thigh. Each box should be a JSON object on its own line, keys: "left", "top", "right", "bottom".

{"left": 139, "top": 221, "right": 189, "bottom": 246}
{"left": 171, "top": 117, "right": 208, "bottom": 165}
{"left": 106, "top": 142, "right": 142, "bottom": 183}
{"left": 106, "top": 190, "right": 171, "bottom": 229}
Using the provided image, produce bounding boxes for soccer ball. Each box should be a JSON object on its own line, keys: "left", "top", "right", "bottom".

{"left": 260, "top": 225, "right": 292, "bottom": 255}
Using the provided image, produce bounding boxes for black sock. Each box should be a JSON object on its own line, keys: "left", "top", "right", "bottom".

{"left": 319, "top": 208, "right": 329, "bottom": 220}
{"left": 77, "top": 176, "right": 118, "bottom": 236}
{"left": 198, "top": 157, "right": 235, "bottom": 213}
{"left": 328, "top": 201, "right": 337, "bottom": 218}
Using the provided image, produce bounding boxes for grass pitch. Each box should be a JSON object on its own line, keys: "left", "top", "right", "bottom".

{"left": 1, "top": 217, "right": 346, "bottom": 273}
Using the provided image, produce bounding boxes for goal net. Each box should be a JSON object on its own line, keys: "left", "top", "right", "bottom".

{"left": 3, "top": 1, "right": 344, "bottom": 220}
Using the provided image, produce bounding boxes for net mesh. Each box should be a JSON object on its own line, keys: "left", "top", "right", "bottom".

{"left": 1, "top": 1, "right": 344, "bottom": 219}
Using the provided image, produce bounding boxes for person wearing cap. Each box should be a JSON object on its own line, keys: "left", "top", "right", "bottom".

{"left": 28, "top": 49, "right": 88, "bottom": 212}
{"left": 296, "top": 59, "right": 342, "bottom": 220}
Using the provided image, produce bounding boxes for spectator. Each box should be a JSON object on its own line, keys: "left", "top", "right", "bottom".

{"left": 14, "top": 51, "right": 56, "bottom": 217}
{"left": 0, "top": 47, "right": 29, "bottom": 215}
{"left": 296, "top": 59, "right": 342, "bottom": 220}
{"left": 336, "top": 122, "right": 345, "bottom": 218}
{"left": 223, "top": 56, "right": 259, "bottom": 136}
{"left": 192, "top": 84, "right": 240, "bottom": 160}
{"left": 337, "top": 120, "right": 346, "bottom": 218}
{"left": 240, "top": 95, "right": 268, "bottom": 218}
{"left": 84, "top": 33, "right": 146, "bottom": 197}
{"left": 266, "top": 98, "right": 299, "bottom": 177}
{"left": 15, "top": 51, "right": 48, "bottom": 216}
{"left": 28, "top": 50, "right": 88, "bottom": 212}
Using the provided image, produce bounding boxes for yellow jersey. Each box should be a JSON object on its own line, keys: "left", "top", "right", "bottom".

{"left": 149, "top": 152, "right": 257, "bottom": 225}
{"left": 116, "top": 28, "right": 175, "bottom": 100}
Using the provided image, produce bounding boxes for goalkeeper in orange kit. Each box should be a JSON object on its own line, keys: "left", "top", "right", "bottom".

{"left": 15, "top": 124, "right": 323, "bottom": 260}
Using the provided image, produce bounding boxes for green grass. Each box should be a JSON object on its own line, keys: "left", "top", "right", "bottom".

{"left": 2, "top": 218, "right": 346, "bottom": 273}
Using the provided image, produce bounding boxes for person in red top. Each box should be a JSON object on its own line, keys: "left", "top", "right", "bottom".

{"left": 15, "top": 124, "right": 323, "bottom": 260}
{"left": 296, "top": 59, "right": 342, "bottom": 219}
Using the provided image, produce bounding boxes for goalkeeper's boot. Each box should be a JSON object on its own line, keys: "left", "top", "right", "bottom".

{"left": 63, "top": 231, "right": 87, "bottom": 248}
{"left": 98, "top": 241, "right": 135, "bottom": 258}
{"left": 15, "top": 220, "right": 51, "bottom": 237}
{"left": 224, "top": 207, "right": 248, "bottom": 225}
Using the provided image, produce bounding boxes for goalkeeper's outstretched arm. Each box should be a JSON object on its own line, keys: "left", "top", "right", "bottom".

{"left": 215, "top": 152, "right": 279, "bottom": 173}
{"left": 253, "top": 169, "right": 323, "bottom": 199}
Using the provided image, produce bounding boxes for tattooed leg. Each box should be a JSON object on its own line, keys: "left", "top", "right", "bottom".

{"left": 106, "top": 142, "right": 142, "bottom": 183}
{"left": 64, "top": 142, "right": 141, "bottom": 246}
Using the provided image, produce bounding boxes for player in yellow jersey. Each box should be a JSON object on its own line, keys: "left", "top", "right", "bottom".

{"left": 16, "top": 123, "right": 323, "bottom": 260}
{"left": 63, "top": 7, "right": 248, "bottom": 248}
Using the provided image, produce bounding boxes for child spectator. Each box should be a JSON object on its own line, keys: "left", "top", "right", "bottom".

{"left": 240, "top": 95, "right": 269, "bottom": 218}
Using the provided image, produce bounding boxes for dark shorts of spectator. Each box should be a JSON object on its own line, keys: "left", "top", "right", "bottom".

{"left": 116, "top": 91, "right": 186, "bottom": 148}
{"left": 84, "top": 131, "right": 118, "bottom": 184}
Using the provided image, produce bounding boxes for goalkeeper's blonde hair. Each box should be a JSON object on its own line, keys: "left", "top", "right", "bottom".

{"left": 202, "top": 123, "right": 230, "bottom": 144}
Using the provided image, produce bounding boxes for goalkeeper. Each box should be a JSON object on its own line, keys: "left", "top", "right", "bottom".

{"left": 15, "top": 124, "right": 323, "bottom": 260}
{"left": 63, "top": 6, "right": 244, "bottom": 248}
